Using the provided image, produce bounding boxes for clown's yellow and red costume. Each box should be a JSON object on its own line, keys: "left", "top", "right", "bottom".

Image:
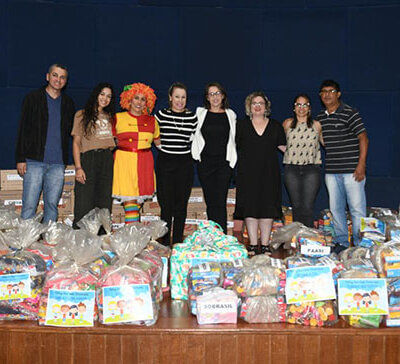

{"left": 112, "top": 111, "right": 160, "bottom": 201}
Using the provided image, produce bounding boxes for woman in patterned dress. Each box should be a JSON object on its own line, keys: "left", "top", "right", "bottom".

{"left": 112, "top": 83, "right": 160, "bottom": 223}
{"left": 283, "top": 94, "right": 323, "bottom": 228}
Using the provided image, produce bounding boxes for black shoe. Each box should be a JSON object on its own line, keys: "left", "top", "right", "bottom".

{"left": 333, "top": 244, "right": 348, "bottom": 255}
{"left": 260, "top": 245, "right": 271, "bottom": 255}
{"left": 247, "top": 244, "right": 259, "bottom": 256}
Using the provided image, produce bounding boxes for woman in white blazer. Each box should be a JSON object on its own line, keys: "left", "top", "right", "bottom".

{"left": 191, "top": 82, "right": 237, "bottom": 233}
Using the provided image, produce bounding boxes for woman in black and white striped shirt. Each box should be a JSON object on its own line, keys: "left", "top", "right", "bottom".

{"left": 155, "top": 82, "right": 197, "bottom": 245}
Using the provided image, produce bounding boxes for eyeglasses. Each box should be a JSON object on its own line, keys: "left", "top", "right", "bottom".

{"left": 320, "top": 89, "right": 338, "bottom": 95}
{"left": 251, "top": 102, "right": 266, "bottom": 107}
{"left": 208, "top": 91, "right": 222, "bottom": 97}
{"left": 294, "top": 103, "right": 310, "bottom": 108}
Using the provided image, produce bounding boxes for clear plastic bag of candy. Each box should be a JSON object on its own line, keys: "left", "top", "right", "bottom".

{"left": 339, "top": 246, "right": 371, "bottom": 261}
{"left": 145, "top": 239, "right": 171, "bottom": 291}
{"left": 286, "top": 300, "right": 338, "bottom": 326}
{"left": 270, "top": 222, "right": 305, "bottom": 250}
{"left": 338, "top": 264, "right": 383, "bottom": 328}
{"left": 0, "top": 250, "right": 47, "bottom": 320}
{"left": 38, "top": 229, "right": 104, "bottom": 326}
{"left": 131, "top": 250, "right": 163, "bottom": 303}
{"left": 42, "top": 221, "right": 72, "bottom": 246}
{"left": 370, "top": 241, "right": 400, "bottom": 278}
{"left": 0, "top": 203, "right": 19, "bottom": 230}
{"left": 27, "top": 241, "right": 55, "bottom": 271}
{"left": 0, "top": 218, "right": 46, "bottom": 250}
{"left": 0, "top": 218, "right": 47, "bottom": 320}
{"left": 146, "top": 220, "right": 168, "bottom": 242}
{"left": 196, "top": 287, "right": 238, "bottom": 324}
{"left": 220, "top": 259, "right": 245, "bottom": 289}
{"left": 240, "top": 295, "right": 286, "bottom": 323}
{"left": 188, "top": 261, "right": 223, "bottom": 314}
{"left": 97, "top": 224, "right": 158, "bottom": 326}
{"left": 233, "top": 264, "right": 281, "bottom": 297}
{"left": 77, "top": 207, "right": 112, "bottom": 235}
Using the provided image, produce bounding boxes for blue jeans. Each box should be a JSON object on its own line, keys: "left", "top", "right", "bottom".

{"left": 325, "top": 173, "right": 366, "bottom": 247}
{"left": 21, "top": 160, "right": 65, "bottom": 223}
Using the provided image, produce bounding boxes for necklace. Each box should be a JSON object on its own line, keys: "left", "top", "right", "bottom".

{"left": 171, "top": 114, "right": 185, "bottom": 132}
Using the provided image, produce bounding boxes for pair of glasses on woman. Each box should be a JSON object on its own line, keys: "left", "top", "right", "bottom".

{"left": 294, "top": 103, "right": 310, "bottom": 108}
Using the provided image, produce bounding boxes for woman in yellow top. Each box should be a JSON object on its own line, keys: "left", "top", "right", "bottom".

{"left": 112, "top": 83, "right": 160, "bottom": 223}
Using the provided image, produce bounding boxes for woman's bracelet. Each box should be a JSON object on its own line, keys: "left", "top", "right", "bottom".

{"left": 75, "top": 167, "right": 83, "bottom": 171}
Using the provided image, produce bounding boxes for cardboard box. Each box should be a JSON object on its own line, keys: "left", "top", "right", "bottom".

{"left": 187, "top": 202, "right": 207, "bottom": 214}
{"left": 63, "top": 165, "right": 76, "bottom": 191}
{"left": 0, "top": 170, "right": 23, "bottom": 191}
{"left": 111, "top": 201, "right": 125, "bottom": 216}
{"left": 188, "top": 187, "right": 204, "bottom": 203}
{"left": 0, "top": 165, "right": 76, "bottom": 191}
{"left": 0, "top": 190, "right": 74, "bottom": 215}
{"left": 142, "top": 201, "right": 161, "bottom": 214}
{"left": 227, "top": 188, "right": 236, "bottom": 205}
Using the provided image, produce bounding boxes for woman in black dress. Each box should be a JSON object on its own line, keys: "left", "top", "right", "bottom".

{"left": 234, "top": 91, "right": 286, "bottom": 254}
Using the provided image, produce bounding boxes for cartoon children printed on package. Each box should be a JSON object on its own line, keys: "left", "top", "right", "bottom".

{"left": 102, "top": 284, "right": 154, "bottom": 324}
{"left": 61, "top": 304, "right": 70, "bottom": 323}
{"left": 69, "top": 305, "right": 78, "bottom": 323}
{"left": 78, "top": 302, "right": 86, "bottom": 322}
{"left": 344, "top": 293, "right": 353, "bottom": 310}
{"left": 52, "top": 304, "right": 61, "bottom": 319}
{"left": 353, "top": 293, "right": 363, "bottom": 311}
{"left": 286, "top": 266, "right": 336, "bottom": 303}
{"left": 371, "top": 291, "right": 380, "bottom": 308}
{"left": 117, "top": 300, "right": 126, "bottom": 318}
{"left": 362, "top": 293, "right": 372, "bottom": 308}
{"left": 338, "top": 279, "right": 388, "bottom": 315}
{"left": 0, "top": 274, "right": 31, "bottom": 300}
{"left": 45, "top": 289, "right": 95, "bottom": 327}
{"left": 108, "top": 301, "right": 117, "bottom": 318}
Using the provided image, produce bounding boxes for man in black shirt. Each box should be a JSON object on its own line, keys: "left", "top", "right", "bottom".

{"left": 15, "top": 64, "right": 75, "bottom": 223}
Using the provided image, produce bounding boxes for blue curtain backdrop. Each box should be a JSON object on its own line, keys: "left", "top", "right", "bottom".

{"left": 1, "top": 0, "right": 399, "bottom": 211}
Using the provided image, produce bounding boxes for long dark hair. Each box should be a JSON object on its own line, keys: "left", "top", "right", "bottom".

{"left": 82, "top": 82, "right": 115, "bottom": 136}
{"left": 203, "top": 82, "right": 229, "bottom": 110}
{"left": 290, "top": 93, "right": 313, "bottom": 129}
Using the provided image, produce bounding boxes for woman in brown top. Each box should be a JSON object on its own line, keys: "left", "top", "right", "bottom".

{"left": 71, "top": 82, "right": 116, "bottom": 228}
{"left": 283, "top": 94, "right": 323, "bottom": 228}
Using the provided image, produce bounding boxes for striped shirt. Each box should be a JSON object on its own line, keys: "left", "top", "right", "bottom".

{"left": 316, "top": 102, "right": 365, "bottom": 174}
{"left": 155, "top": 108, "right": 197, "bottom": 155}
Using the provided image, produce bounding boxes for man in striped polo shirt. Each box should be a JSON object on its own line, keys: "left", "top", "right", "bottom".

{"left": 316, "top": 80, "right": 369, "bottom": 253}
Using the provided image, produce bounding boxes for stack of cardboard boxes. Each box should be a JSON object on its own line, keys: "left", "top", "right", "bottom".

{"left": 0, "top": 167, "right": 237, "bottom": 236}
{"left": 0, "top": 166, "right": 75, "bottom": 222}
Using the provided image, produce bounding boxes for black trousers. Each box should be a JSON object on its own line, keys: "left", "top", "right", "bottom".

{"left": 197, "top": 156, "right": 233, "bottom": 233}
{"left": 284, "top": 164, "right": 321, "bottom": 228}
{"left": 156, "top": 152, "right": 194, "bottom": 245}
{"left": 73, "top": 149, "right": 113, "bottom": 227}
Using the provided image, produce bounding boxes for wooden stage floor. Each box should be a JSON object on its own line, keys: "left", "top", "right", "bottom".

{"left": 1, "top": 293, "right": 400, "bottom": 364}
